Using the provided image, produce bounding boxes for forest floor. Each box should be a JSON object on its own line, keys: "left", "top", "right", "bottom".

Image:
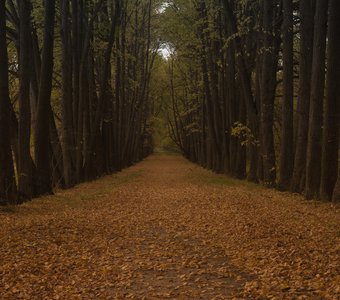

{"left": 0, "top": 154, "right": 339, "bottom": 299}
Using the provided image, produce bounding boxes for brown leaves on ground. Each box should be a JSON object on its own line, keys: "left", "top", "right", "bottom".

{"left": 0, "top": 154, "right": 339, "bottom": 299}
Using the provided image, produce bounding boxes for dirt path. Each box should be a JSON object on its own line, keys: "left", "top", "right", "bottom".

{"left": 1, "top": 154, "right": 339, "bottom": 299}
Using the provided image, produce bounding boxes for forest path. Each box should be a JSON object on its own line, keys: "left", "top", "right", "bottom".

{"left": 0, "top": 154, "right": 339, "bottom": 299}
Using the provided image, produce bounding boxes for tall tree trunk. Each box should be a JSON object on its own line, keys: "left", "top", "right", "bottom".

{"left": 278, "top": 0, "right": 294, "bottom": 190}
{"left": 305, "top": 0, "right": 328, "bottom": 199}
{"left": 91, "top": 0, "right": 119, "bottom": 172}
{"left": 260, "top": 0, "right": 277, "bottom": 187}
{"left": 18, "top": 0, "right": 34, "bottom": 200}
{"left": 34, "top": 0, "right": 56, "bottom": 195}
{"left": 71, "top": 0, "right": 80, "bottom": 134}
{"left": 320, "top": 0, "right": 340, "bottom": 200}
{"left": 0, "top": 0, "right": 17, "bottom": 204}
{"left": 290, "top": 0, "right": 315, "bottom": 192}
{"left": 222, "top": 0, "right": 259, "bottom": 176}
{"left": 75, "top": 4, "right": 87, "bottom": 182}
{"left": 60, "top": 0, "right": 76, "bottom": 188}
{"left": 196, "top": 0, "right": 222, "bottom": 172}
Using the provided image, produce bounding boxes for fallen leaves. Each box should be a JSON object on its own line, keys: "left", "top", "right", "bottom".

{"left": 0, "top": 154, "right": 339, "bottom": 299}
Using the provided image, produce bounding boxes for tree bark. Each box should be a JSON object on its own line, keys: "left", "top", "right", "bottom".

{"left": 332, "top": 178, "right": 340, "bottom": 202}
{"left": 18, "top": 0, "right": 34, "bottom": 200}
{"left": 260, "top": 0, "right": 277, "bottom": 187}
{"left": 320, "top": 0, "right": 340, "bottom": 200}
{"left": 305, "top": 0, "right": 328, "bottom": 199}
{"left": 278, "top": 0, "right": 294, "bottom": 190}
{"left": 290, "top": 0, "right": 315, "bottom": 193}
{"left": 34, "top": 0, "right": 56, "bottom": 195}
{"left": 0, "top": 0, "right": 17, "bottom": 204}
{"left": 60, "top": 0, "right": 76, "bottom": 188}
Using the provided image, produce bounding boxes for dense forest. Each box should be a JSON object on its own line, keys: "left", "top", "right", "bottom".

{"left": 0, "top": 0, "right": 339, "bottom": 205}
{"left": 0, "top": 0, "right": 155, "bottom": 204}
{"left": 154, "top": 0, "right": 340, "bottom": 201}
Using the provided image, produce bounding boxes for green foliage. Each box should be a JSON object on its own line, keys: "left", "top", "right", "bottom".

{"left": 148, "top": 56, "right": 178, "bottom": 151}
{"left": 231, "top": 122, "right": 259, "bottom": 147}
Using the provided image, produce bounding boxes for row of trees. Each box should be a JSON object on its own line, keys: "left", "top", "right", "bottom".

{"left": 161, "top": 0, "right": 339, "bottom": 201}
{"left": 0, "top": 0, "right": 156, "bottom": 205}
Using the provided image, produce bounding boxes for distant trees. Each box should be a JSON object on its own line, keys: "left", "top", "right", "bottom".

{"left": 0, "top": 0, "right": 155, "bottom": 205}
{"left": 161, "top": 0, "right": 339, "bottom": 201}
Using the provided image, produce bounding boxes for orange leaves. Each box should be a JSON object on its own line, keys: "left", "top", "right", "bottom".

{"left": 0, "top": 154, "right": 339, "bottom": 299}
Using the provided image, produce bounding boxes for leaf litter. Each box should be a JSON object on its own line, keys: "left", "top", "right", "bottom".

{"left": 0, "top": 154, "right": 339, "bottom": 299}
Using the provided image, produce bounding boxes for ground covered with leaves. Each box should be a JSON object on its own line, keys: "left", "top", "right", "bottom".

{"left": 0, "top": 154, "right": 339, "bottom": 299}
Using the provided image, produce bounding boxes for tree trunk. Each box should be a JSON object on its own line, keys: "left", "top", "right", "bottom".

{"left": 222, "top": 0, "right": 260, "bottom": 181}
{"left": 0, "top": 0, "right": 17, "bottom": 204}
{"left": 60, "top": 0, "right": 76, "bottom": 188}
{"left": 260, "top": 0, "right": 277, "bottom": 187}
{"left": 196, "top": 1, "right": 220, "bottom": 171}
{"left": 290, "top": 0, "right": 315, "bottom": 193}
{"left": 34, "top": 0, "right": 56, "bottom": 195}
{"left": 18, "top": 0, "right": 34, "bottom": 200}
{"left": 305, "top": 0, "right": 328, "bottom": 199}
{"left": 278, "top": 0, "right": 294, "bottom": 190}
{"left": 320, "top": 0, "right": 340, "bottom": 200}
{"left": 332, "top": 178, "right": 340, "bottom": 202}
